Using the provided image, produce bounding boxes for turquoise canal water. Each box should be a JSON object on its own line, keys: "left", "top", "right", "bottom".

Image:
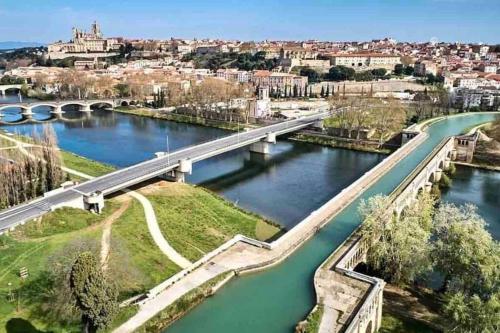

{"left": 165, "top": 113, "right": 498, "bottom": 333}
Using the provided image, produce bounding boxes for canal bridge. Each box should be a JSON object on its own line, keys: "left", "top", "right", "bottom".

{"left": 0, "top": 98, "right": 136, "bottom": 120}
{"left": 0, "top": 111, "right": 329, "bottom": 234}
{"left": 312, "top": 133, "right": 458, "bottom": 333}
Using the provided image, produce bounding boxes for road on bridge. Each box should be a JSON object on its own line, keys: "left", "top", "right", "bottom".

{"left": 0, "top": 112, "right": 329, "bottom": 233}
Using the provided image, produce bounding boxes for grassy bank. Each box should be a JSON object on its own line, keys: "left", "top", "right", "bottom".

{"left": 0, "top": 151, "right": 282, "bottom": 332}
{"left": 114, "top": 106, "right": 243, "bottom": 131}
{"left": 0, "top": 204, "right": 116, "bottom": 332}
{"left": 292, "top": 132, "right": 392, "bottom": 154}
{"left": 61, "top": 151, "right": 116, "bottom": 177}
{"left": 296, "top": 305, "right": 323, "bottom": 333}
{"left": 142, "top": 181, "right": 281, "bottom": 262}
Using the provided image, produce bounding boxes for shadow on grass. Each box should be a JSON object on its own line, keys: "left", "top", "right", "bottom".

{"left": 5, "top": 318, "right": 51, "bottom": 333}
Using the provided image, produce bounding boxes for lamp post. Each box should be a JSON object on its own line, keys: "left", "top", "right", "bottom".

{"left": 166, "top": 134, "right": 170, "bottom": 165}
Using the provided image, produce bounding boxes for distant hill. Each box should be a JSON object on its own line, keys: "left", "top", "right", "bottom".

{"left": 0, "top": 41, "right": 45, "bottom": 50}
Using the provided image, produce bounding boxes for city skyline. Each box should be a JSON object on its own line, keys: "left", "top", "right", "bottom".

{"left": 0, "top": 0, "right": 499, "bottom": 44}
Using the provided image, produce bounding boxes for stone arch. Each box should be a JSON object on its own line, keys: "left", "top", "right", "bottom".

{"left": 428, "top": 172, "right": 436, "bottom": 183}
{"left": 365, "top": 320, "right": 373, "bottom": 333}
{"left": 89, "top": 101, "right": 113, "bottom": 109}
{"left": 0, "top": 104, "right": 29, "bottom": 112}
{"left": 129, "top": 100, "right": 136, "bottom": 106}
{"left": 4, "top": 87, "right": 21, "bottom": 94}
{"left": 120, "top": 100, "right": 129, "bottom": 107}
{"left": 438, "top": 159, "right": 445, "bottom": 170}
{"left": 60, "top": 102, "right": 88, "bottom": 109}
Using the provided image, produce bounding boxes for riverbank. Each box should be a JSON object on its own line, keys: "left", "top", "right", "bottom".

{"left": 113, "top": 106, "right": 245, "bottom": 131}
{"left": 291, "top": 132, "right": 392, "bottom": 154}
{"left": 0, "top": 144, "right": 281, "bottom": 332}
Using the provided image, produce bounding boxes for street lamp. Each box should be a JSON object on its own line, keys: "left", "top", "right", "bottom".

{"left": 166, "top": 134, "right": 170, "bottom": 165}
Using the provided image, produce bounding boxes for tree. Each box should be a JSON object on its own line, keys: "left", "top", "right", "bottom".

{"left": 326, "top": 66, "right": 355, "bottom": 81}
{"left": 360, "top": 193, "right": 434, "bottom": 286}
{"left": 371, "top": 68, "right": 387, "bottom": 78}
{"left": 394, "top": 64, "right": 404, "bottom": 75}
{"left": 320, "top": 85, "right": 325, "bottom": 97}
{"left": 299, "top": 67, "right": 321, "bottom": 83}
{"left": 444, "top": 292, "right": 500, "bottom": 333}
{"left": 354, "top": 70, "right": 374, "bottom": 82}
{"left": 433, "top": 203, "right": 498, "bottom": 295}
{"left": 70, "top": 252, "right": 118, "bottom": 333}
{"left": 325, "top": 85, "right": 330, "bottom": 97}
{"left": 403, "top": 65, "right": 414, "bottom": 76}
{"left": 293, "top": 84, "right": 298, "bottom": 98}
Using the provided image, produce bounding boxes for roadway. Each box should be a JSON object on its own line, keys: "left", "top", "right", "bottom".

{"left": 0, "top": 112, "right": 329, "bottom": 233}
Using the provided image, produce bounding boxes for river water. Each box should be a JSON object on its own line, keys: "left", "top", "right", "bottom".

{"left": 442, "top": 165, "right": 500, "bottom": 239}
{"left": 0, "top": 95, "right": 383, "bottom": 228}
{"left": 1, "top": 95, "right": 497, "bottom": 332}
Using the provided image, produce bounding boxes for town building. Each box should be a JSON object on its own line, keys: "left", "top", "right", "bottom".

{"left": 329, "top": 53, "right": 401, "bottom": 72}
{"left": 47, "top": 21, "right": 121, "bottom": 59}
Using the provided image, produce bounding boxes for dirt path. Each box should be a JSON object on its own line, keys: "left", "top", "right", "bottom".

{"left": 100, "top": 197, "right": 131, "bottom": 270}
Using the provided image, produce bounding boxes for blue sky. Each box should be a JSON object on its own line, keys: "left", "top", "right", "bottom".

{"left": 0, "top": 0, "right": 499, "bottom": 43}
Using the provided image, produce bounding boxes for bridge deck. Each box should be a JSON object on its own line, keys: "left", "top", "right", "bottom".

{"left": 0, "top": 112, "right": 328, "bottom": 232}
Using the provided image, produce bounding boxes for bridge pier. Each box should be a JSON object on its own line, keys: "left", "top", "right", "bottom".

{"left": 0, "top": 89, "right": 4, "bottom": 96}
{"left": 21, "top": 107, "right": 34, "bottom": 120}
{"left": 249, "top": 132, "right": 276, "bottom": 154}
{"left": 50, "top": 105, "right": 64, "bottom": 115}
{"left": 80, "top": 104, "right": 92, "bottom": 112}
{"left": 84, "top": 192, "right": 105, "bottom": 214}
{"left": 434, "top": 168, "right": 443, "bottom": 182}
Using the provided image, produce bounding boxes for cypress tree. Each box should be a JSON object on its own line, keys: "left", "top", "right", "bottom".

{"left": 70, "top": 252, "right": 118, "bottom": 333}
{"left": 326, "top": 85, "right": 330, "bottom": 97}
{"left": 320, "top": 85, "right": 325, "bottom": 97}
{"left": 304, "top": 84, "right": 308, "bottom": 97}
{"left": 309, "top": 86, "right": 313, "bottom": 98}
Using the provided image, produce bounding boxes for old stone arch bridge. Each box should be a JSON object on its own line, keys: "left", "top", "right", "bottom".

{"left": 0, "top": 99, "right": 137, "bottom": 121}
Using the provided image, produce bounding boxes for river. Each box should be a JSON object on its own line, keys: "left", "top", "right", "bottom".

{"left": 442, "top": 165, "right": 500, "bottom": 240}
{"left": 0, "top": 94, "right": 497, "bottom": 332}
{"left": 0, "top": 94, "right": 383, "bottom": 228}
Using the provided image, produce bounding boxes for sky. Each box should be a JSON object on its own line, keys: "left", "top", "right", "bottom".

{"left": 0, "top": 0, "right": 499, "bottom": 44}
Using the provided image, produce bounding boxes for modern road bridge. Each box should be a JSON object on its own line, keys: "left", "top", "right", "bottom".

{"left": 0, "top": 111, "right": 330, "bottom": 233}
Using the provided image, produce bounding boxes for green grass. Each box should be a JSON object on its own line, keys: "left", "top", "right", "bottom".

{"left": 300, "top": 305, "right": 323, "bottom": 333}
{"left": 380, "top": 313, "right": 440, "bottom": 333}
{"left": 11, "top": 203, "right": 118, "bottom": 239}
{"left": 108, "top": 199, "right": 181, "bottom": 299}
{"left": 113, "top": 107, "right": 242, "bottom": 131}
{"left": 147, "top": 183, "right": 281, "bottom": 261}
{"left": 0, "top": 220, "right": 103, "bottom": 332}
{"left": 61, "top": 151, "right": 116, "bottom": 177}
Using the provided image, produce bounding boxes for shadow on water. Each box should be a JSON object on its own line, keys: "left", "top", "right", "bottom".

{"left": 5, "top": 318, "right": 51, "bottom": 333}
{"left": 199, "top": 145, "right": 309, "bottom": 191}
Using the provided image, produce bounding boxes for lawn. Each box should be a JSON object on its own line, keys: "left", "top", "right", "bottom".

{"left": 380, "top": 313, "right": 441, "bottom": 333}
{"left": 0, "top": 215, "right": 104, "bottom": 332}
{"left": 145, "top": 182, "right": 281, "bottom": 261}
{"left": 61, "top": 151, "right": 116, "bottom": 177}
{"left": 108, "top": 198, "right": 180, "bottom": 299}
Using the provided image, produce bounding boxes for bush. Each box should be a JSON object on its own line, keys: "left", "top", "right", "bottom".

{"left": 439, "top": 173, "right": 452, "bottom": 188}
